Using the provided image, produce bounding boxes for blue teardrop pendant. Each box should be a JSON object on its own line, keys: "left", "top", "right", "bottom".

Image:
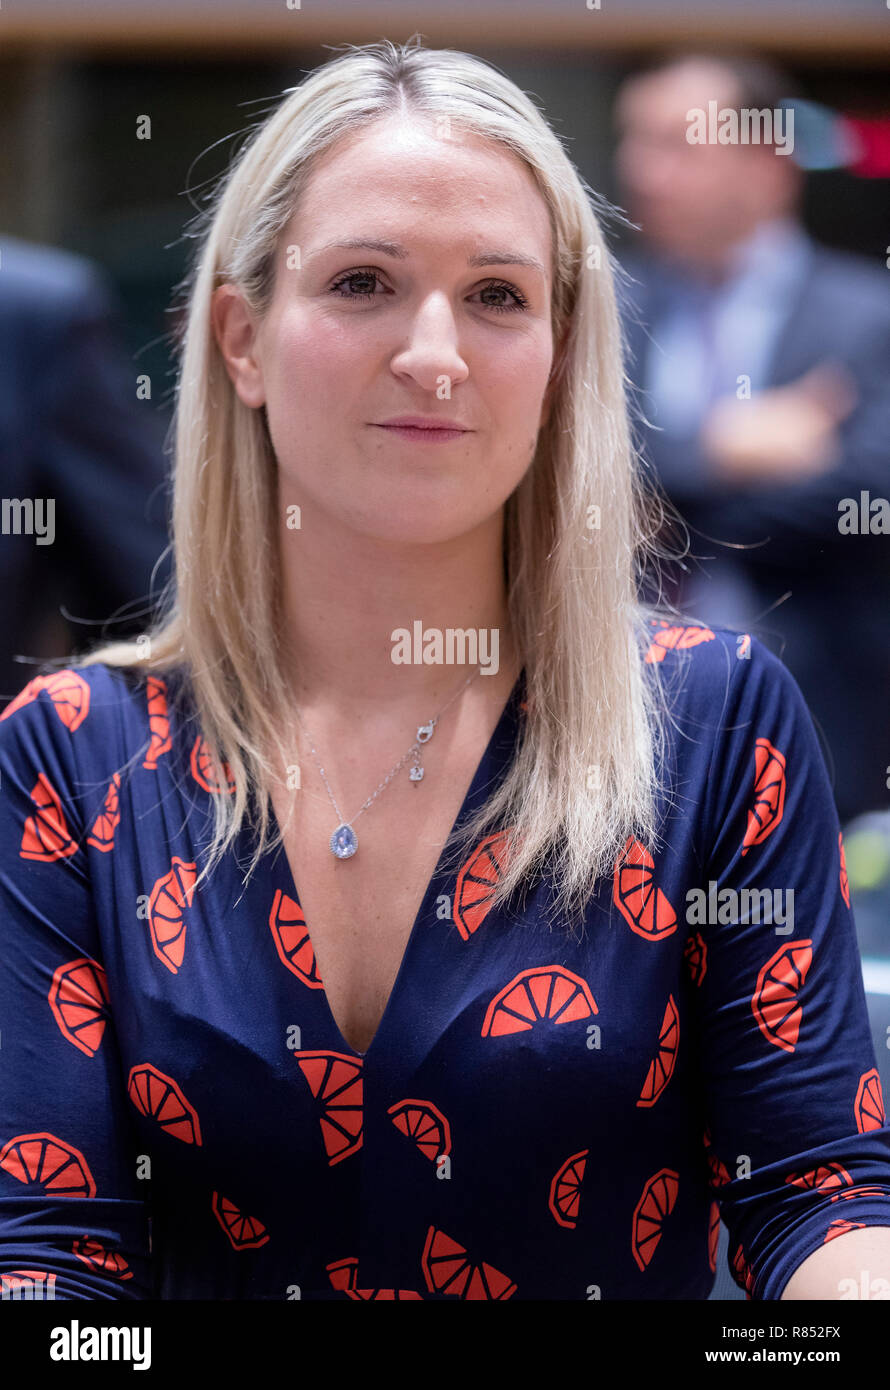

{"left": 330, "top": 824, "right": 358, "bottom": 859}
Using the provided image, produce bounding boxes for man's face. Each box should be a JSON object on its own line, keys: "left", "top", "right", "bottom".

{"left": 614, "top": 61, "right": 782, "bottom": 265}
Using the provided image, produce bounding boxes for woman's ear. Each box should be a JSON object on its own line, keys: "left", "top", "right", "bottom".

{"left": 211, "top": 284, "right": 267, "bottom": 409}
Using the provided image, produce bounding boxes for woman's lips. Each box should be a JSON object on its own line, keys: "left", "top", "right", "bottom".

{"left": 372, "top": 423, "right": 469, "bottom": 443}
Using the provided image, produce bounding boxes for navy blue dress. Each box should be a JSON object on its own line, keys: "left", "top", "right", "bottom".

{"left": 1, "top": 622, "right": 889, "bottom": 1300}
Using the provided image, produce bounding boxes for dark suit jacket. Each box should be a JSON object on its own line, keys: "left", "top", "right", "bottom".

{"left": 619, "top": 234, "right": 890, "bottom": 821}
{"left": 0, "top": 235, "right": 172, "bottom": 705}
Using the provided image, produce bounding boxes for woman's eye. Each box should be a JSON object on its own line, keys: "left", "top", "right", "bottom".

{"left": 327, "top": 269, "right": 529, "bottom": 313}
{"left": 471, "top": 281, "right": 530, "bottom": 313}
{"left": 329, "top": 269, "right": 383, "bottom": 300}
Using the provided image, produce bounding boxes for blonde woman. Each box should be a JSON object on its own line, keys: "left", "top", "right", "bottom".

{"left": 1, "top": 37, "right": 888, "bottom": 1302}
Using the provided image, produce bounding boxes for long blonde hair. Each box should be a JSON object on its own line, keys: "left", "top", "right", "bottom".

{"left": 67, "top": 35, "right": 687, "bottom": 934}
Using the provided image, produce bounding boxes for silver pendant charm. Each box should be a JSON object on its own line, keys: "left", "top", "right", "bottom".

{"left": 416, "top": 720, "right": 435, "bottom": 744}
{"left": 330, "top": 824, "right": 358, "bottom": 859}
{"left": 409, "top": 763, "right": 424, "bottom": 783}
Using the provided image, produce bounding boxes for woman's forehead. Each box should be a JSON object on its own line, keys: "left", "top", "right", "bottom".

{"left": 285, "top": 122, "right": 553, "bottom": 262}
{"left": 314, "top": 116, "right": 540, "bottom": 196}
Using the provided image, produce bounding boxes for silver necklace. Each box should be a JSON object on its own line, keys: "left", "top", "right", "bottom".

{"left": 294, "top": 668, "right": 482, "bottom": 859}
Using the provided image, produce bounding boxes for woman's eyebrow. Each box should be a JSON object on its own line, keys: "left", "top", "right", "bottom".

{"left": 306, "top": 236, "right": 546, "bottom": 275}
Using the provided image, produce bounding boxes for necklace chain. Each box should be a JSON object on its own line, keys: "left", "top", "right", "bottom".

{"left": 293, "top": 667, "right": 482, "bottom": 855}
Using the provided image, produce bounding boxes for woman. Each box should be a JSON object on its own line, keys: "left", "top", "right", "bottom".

{"left": 1, "top": 37, "right": 889, "bottom": 1302}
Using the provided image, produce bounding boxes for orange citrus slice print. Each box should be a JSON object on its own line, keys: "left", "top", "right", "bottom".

{"left": 388, "top": 1099, "right": 451, "bottom": 1161}
{"left": 142, "top": 676, "right": 173, "bottom": 770}
{"left": 211, "top": 1192, "right": 270, "bottom": 1249}
{"left": 785, "top": 1162, "right": 852, "bottom": 1197}
{"left": 644, "top": 623, "right": 715, "bottom": 664}
{"left": 481, "top": 965, "right": 597, "bottom": 1037}
{"left": 613, "top": 837, "right": 677, "bottom": 940}
{"left": 20, "top": 772, "right": 78, "bottom": 862}
{"left": 421, "top": 1227, "right": 516, "bottom": 1299}
{"left": 824, "top": 1220, "right": 865, "bottom": 1243}
{"left": 453, "top": 830, "right": 512, "bottom": 939}
{"left": 0, "top": 1132, "right": 96, "bottom": 1198}
{"left": 741, "top": 738, "right": 786, "bottom": 856}
{"left": 751, "top": 940, "right": 813, "bottom": 1053}
{"left": 631, "top": 1167, "right": 679, "bottom": 1270}
{"left": 48, "top": 956, "right": 110, "bottom": 1057}
{"left": 548, "top": 1149, "right": 589, "bottom": 1229}
{"left": 269, "top": 890, "right": 322, "bottom": 988}
{"left": 326, "top": 1256, "right": 423, "bottom": 1299}
{"left": 0, "top": 670, "right": 90, "bottom": 731}
{"left": 295, "top": 1051, "right": 362, "bottom": 1165}
{"left": 147, "top": 857, "right": 197, "bottom": 974}
{"left": 684, "top": 931, "right": 707, "bottom": 986}
{"left": 127, "top": 1063, "right": 202, "bottom": 1145}
{"left": 190, "top": 735, "right": 236, "bottom": 794}
{"left": 855, "top": 1068, "right": 885, "bottom": 1133}
{"left": 86, "top": 771, "right": 121, "bottom": 852}
{"left": 73, "top": 1235, "right": 133, "bottom": 1279}
{"left": 637, "top": 995, "right": 679, "bottom": 1107}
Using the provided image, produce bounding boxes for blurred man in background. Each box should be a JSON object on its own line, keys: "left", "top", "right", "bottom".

{"left": 0, "top": 234, "right": 172, "bottom": 706}
{"left": 614, "top": 51, "right": 890, "bottom": 824}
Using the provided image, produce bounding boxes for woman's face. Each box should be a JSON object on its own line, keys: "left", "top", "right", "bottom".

{"left": 219, "top": 114, "right": 556, "bottom": 545}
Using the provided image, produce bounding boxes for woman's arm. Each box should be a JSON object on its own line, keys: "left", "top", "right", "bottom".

{"left": 0, "top": 674, "right": 152, "bottom": 1297}
{"left": 688, "top": 634, "right": 890, "bottom": 1300}
{"left": 780, "top": 1224, "right": 890, "bottom": 1299}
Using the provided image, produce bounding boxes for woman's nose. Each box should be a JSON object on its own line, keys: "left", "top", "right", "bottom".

{"left": 389, "top": 295, "right": 470, "bottom": 391}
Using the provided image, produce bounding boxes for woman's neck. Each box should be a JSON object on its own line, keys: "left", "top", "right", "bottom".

{"left": 276, "top": 498, "right": 518, "bottom": 718}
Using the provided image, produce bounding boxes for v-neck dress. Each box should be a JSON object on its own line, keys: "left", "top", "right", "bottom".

{"left": 2, "top": 621, "right": 890, "bottom": 1301}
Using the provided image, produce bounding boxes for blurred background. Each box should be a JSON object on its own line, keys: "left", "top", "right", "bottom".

{"left": 1, "top": 0, "right": 888, "bottom": 1299}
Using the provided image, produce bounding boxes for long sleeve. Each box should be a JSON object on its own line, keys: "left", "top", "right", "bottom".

{"left": 0, "top": 682, "right": 153, "bottom": 1298}
{"left": 691, "top": 637, "right": 890, "bottom": 1299}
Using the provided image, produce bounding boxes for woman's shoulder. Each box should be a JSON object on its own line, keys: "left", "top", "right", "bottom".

{"left": 644, "top": 615, "right": 838, "bottom": 833}
{"left": 0, "top": 661, "right": 197, "bottom": 796}
{"left": 1, "top": 661, "right": 185, "bottom": 737}
{"left": 642, "top": 616, "right": 818, "bottom": 761}
{"left": 643, "top": 616, "right": 801, "bottom": 699}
